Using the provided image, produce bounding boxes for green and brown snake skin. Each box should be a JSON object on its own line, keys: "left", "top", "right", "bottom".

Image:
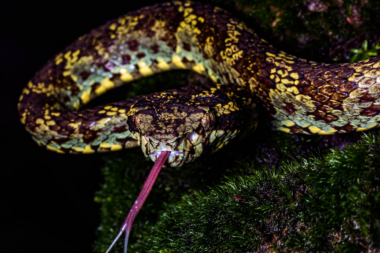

{"left": 18, "top": 1, "right": 380, "bottom": 167}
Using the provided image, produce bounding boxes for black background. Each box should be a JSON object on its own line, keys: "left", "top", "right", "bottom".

{"left": 0, "top": 1, "right": 178, "bottom": 252}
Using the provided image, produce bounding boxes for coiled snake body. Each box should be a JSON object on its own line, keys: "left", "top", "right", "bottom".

{"left": 18, "top": 1, "right": 380, "bottom": 167}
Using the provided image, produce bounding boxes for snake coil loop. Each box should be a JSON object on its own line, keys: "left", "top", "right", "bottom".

{"left": 18, "top": 1, "right": 380, "bottom": 167}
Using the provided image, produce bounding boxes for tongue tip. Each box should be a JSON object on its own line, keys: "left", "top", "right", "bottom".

{"left": 105, "top": 151, "right": 170, "bottom": 253}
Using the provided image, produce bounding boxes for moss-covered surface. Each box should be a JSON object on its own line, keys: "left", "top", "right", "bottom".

{"left": 93, "top": 0, "right": 380, "bottom": 252}
{"left": 144, "top": 133, "right": 380, "bottom": 252}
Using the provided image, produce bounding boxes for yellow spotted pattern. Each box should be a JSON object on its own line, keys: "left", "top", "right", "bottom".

{"left": 17, "top": 1, "right": 380, "bottom": 163}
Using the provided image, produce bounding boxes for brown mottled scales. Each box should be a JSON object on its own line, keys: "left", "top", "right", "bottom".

{"left": 19, "top": 1, "right": 380, "bottom": 167}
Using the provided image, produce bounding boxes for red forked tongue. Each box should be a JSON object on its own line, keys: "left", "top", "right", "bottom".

{"left": 105, "top": 151, "right": 170, "bottom": 253}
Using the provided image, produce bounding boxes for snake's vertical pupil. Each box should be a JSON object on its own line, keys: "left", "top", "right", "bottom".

{"left": 105, "top": 151, "right": 170, "bottom": 253}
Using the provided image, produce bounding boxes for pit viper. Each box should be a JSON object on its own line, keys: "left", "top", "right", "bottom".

{"left": 18, "top": 1, "right": 380, "bottom": 168}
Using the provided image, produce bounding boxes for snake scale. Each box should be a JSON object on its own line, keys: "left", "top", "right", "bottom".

{"left": 18, "top": 0, "right": 380, "bottom": 168}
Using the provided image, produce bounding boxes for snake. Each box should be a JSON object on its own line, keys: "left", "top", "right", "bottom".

{"left": 17, "top": 1, "right": 380, "bottom": 251}
{"left": 17, "top": 1, "right": 380, "bottom": 168}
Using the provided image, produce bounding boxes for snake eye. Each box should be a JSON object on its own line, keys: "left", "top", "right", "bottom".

{"left": 186, "top": 132, "right": 199, "bottom": 142}
{"left": 186, "top": 132, "right": 202, "bottom": 145}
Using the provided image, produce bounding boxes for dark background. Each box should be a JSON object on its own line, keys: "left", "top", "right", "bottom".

{"left": 0, "top": 1, "right": 176, "bottom": 252}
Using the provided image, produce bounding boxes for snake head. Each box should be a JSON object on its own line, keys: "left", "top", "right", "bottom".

{"left": 131, "top": 97, "right": 216, "bottom": 167}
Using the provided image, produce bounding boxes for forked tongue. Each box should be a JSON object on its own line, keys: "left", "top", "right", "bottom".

{"left": 105, "top": 151, "right": 170, "bottom": 253}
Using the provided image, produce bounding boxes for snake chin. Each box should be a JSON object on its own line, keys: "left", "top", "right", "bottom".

{"left": 140, "top": 134, "right": 206, "bottom": 167}
{"left": 149, "top": 151, "right": 189, "bottom": 167}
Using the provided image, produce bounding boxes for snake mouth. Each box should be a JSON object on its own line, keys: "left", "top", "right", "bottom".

{"left": 149, "top": 151, "right": 189, "bottom": 167}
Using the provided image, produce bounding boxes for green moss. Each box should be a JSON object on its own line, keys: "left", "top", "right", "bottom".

{"left": 144, "top": 133, "right": 380, "bottom": 252}
{"left": 94, "top": 125, "right": 372, "bottom": 251}
{"left": 350, "top": 40, "right": 380, "bottom": 62}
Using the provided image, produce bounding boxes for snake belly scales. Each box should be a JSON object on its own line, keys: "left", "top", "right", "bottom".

{"left": 18, "top": 1, "right": 380, "bottom": 167}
